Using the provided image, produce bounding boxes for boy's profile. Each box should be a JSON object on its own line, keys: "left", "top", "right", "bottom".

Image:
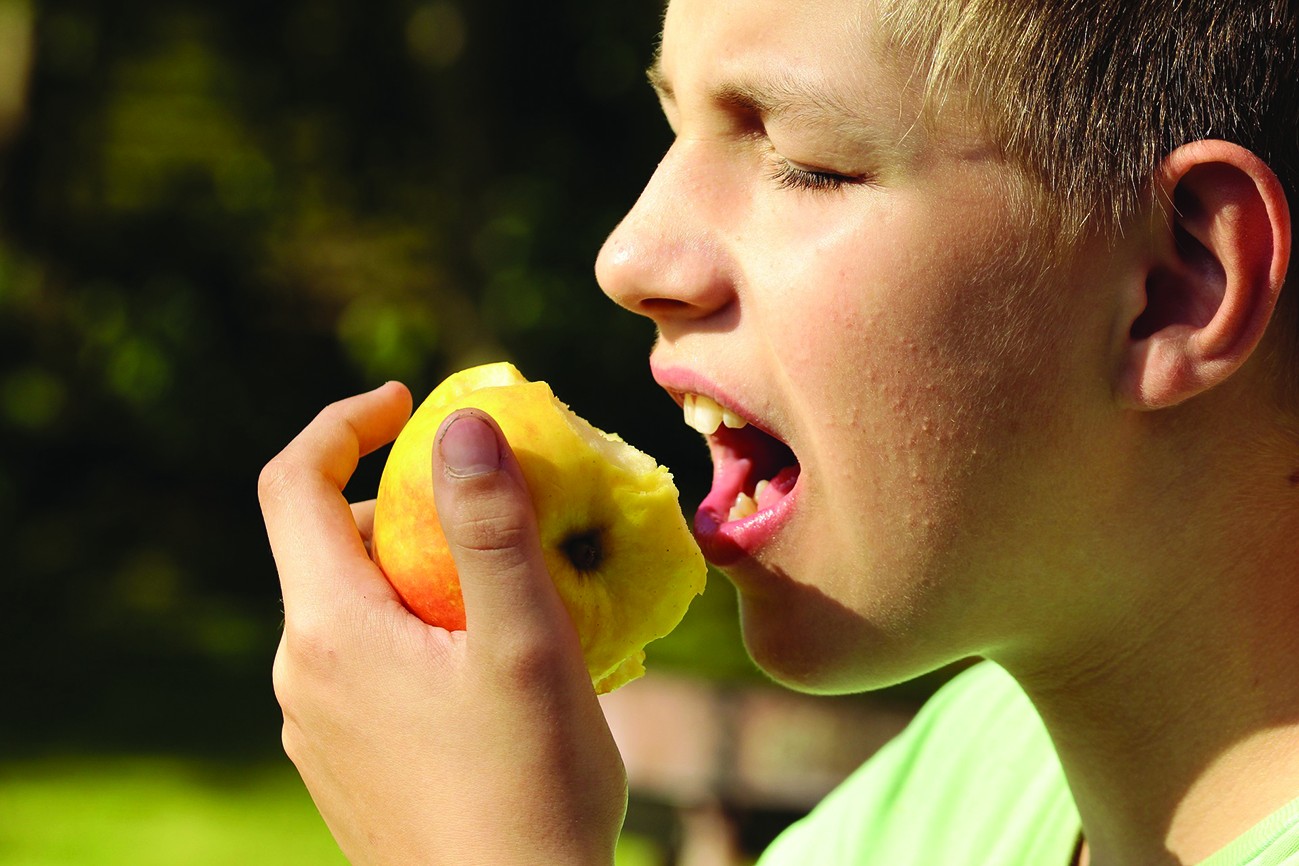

{"left": 258, "top": 0, "right": 1299, "bottom": 864}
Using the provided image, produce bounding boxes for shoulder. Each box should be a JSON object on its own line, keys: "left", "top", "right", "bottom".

{"left": 758, "top": 661, "right": 1080, "bottom": 866}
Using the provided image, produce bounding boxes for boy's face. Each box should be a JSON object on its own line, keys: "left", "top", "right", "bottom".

{"left": 597, "top": 0, "right": 1123, "bottom": 691}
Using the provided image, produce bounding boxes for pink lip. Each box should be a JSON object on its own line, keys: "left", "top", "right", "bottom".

{"left": 651, "top": 362, "right": 802, "bottom": 566}
{"left": 694, "top": 470, "right": 801, "bottom": 566}
{"left": 649, "top": 363, "right": 765, "bottom": 426}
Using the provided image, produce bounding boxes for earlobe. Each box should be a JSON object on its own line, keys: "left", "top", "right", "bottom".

{"left": 1118, "top": 140, "right": 1292, "bottom": 410}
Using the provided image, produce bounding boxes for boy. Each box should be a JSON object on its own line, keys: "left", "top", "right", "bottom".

{"left": 259, "top": 0, "right": 1299, "bottom": 863}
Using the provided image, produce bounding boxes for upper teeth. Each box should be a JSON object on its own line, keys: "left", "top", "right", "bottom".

{"left": 683, "top": 393, "right": 748, "bottom": 436}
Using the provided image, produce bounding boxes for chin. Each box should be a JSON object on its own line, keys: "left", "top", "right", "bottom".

{"left": 735, "top": 584, "right": 955, "bottom": 696}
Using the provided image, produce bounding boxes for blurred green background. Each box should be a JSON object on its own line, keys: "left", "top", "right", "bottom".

{"left": 1, "top": 1, "right": 950, "bottom": 862}
{"left": 0, "top": 0, "right": 772, "bottom": 861}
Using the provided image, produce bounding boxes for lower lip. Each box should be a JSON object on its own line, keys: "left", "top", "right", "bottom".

{"left": 694, "top": 481, "right": 800, "bottom": 566}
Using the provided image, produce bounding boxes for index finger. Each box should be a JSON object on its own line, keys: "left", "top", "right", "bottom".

{"left": 259, "top": 381, "right": 412, "bottom": 613}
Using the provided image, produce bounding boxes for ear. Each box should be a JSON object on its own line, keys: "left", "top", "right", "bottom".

{"left": 1117, "top": 140, "right": 1292, "bottom": 410}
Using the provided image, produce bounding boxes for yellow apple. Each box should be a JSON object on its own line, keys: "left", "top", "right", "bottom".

{"left": 371, "top": 362, "right": 706, "bottom": 694}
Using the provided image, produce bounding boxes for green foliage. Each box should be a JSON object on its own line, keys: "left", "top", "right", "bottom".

{"left": 646, "top": 569, "right": 763, "bottom": 683}
{"left": 2, "top": 0, "right": 745, "bottom": 757}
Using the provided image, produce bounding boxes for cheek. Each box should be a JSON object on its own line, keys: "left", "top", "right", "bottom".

{"left": 778, "top": 212, "right": 1074, "bottom": 570}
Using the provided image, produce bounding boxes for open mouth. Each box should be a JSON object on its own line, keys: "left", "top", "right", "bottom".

{"left": 679, "top": 392, "right": 801, "bottom": 564}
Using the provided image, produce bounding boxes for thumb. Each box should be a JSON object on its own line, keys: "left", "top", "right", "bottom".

{"left": 431, "top": 409, "right": 575, "bottom": 655}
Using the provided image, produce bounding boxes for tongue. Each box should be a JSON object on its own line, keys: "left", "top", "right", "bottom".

{"left": 756, "top": 465, "right": 799, "bottom": 510}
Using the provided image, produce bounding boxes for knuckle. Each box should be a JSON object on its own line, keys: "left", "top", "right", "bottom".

{"left": 260, "top": 397, "right": 365, "bottom": 508}
{"left": 270, "top": 642, "right": 296, "bottom": 711}
{"left": 274, "top": 614, "right": 346, "bottom": 727}
{"left": 483, "top": 615, "right": 574, "bottom": 690}
{"left": 280, "top": 720, "right": 303, "bottom": 765}
{"left": 257, "top": 457, "right": 296, "bottom": 508}
{"left": 281, "top": 613, "right": 342, "bottom": 678}
{"left": 489, "top": 627, "right": 569, "bottom": 689}
{"left": 457, "top": 512, "right": 531, "bottom": 553}
{"left": 309, "top": 398, "right": 347, "bottom": 429}
{"left": 449, "top": 505, "right": 534, "bottom": 555}
{"left": 314, "top": 400, "right": 363, "bottom": 450}
{"left": 271, "top": 644, "right": 288, "bottom": 695}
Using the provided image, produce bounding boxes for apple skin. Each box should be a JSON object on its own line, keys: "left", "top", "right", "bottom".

{"left": 371, "top": 362, "right": 706, "bottom": 693}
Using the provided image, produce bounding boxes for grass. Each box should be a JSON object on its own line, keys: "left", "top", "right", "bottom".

{"left": 0, "top": 755, "right": 665, "bottom": 865}
{"left": 0, "top": 756, "right": 348, "bottom": 865}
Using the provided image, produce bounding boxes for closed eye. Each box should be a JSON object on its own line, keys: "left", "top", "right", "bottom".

{"left": 767, "top": 157, "right": 867, "bottom": 193}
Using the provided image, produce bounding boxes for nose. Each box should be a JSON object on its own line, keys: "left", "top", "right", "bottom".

{"left": 595, "top": 139, "right": 737, "bottom": 324}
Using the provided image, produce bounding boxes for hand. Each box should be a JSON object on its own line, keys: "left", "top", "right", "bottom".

{"left": 259, "top": 382, "right": 627, "bottom": 865}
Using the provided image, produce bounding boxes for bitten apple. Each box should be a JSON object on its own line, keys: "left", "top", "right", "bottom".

{"left": 371, "top": 362, "right": 707, "bottom": 694}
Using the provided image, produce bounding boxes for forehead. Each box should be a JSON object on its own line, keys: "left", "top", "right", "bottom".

{"left": 659, "top": 0, "right": 885, "bottom": 110}
{"left": 656, "top": 0, "right": 990, "bottom": 159}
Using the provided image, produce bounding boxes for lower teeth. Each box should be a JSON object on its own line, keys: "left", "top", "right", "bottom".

{"left": 728, "top": 491, "right": 758, "bottom": 522}
{"left": 726, "top": 479, "right": 780, "bottom": 522}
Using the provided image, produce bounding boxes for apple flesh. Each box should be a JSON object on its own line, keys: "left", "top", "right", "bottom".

{"left": 371, "top": 362, "right": 707, "bottom": 694}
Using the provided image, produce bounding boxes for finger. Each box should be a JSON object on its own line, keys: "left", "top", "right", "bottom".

{"left": 352, "top": 499, "right": 377, "bottom": 558}
{"left": 351, "top": 499, "right": 376, "bottom": 540}
{"left": 431, "top": 409, "right": 573, "bottom": 653}
{"left": 260, "top": 382, "right": 412, "bottom": 613}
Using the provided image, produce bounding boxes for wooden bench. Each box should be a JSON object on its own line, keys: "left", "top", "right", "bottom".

{"left": 601, "top": 673, "right": 916, "bottom": 865}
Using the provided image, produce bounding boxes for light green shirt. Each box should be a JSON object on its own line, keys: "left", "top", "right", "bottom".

{"left": 758, "top": 661, "right": 1299, "bottom": 866}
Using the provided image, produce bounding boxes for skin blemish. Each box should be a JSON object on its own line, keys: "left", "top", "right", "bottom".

{"left": 1288, "top": 470, "right": 1299, "bottom": 487}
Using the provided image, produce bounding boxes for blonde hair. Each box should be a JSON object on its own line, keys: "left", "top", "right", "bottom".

{"left": 877, "top": 0, "right": 1299, "bottom": 244}
{"left": 877, "top": 0, "right": 1299, "bottom": 417}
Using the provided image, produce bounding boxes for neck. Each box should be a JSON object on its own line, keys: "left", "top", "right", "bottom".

{"left": 1002, "top": 438, "right": 1299, "bottom": 866}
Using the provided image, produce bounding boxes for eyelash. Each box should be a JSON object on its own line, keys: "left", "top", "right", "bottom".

{"left": 767, "top": 158, "right": 859, "bottom": 193}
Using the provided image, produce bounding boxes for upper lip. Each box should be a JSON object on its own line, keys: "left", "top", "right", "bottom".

{"left": 652, "top": 359, "right": 803, "bottom": 565}
{"left": 650, "top": 362, "right": 788, "bottom": 444}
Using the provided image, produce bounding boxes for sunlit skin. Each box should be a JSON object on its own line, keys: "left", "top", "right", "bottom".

{"left": 596, "top": 0, "right": 1299, "bottom": 864}
{"left": 598, "top": 0, "right": 1128, "bottom": 693}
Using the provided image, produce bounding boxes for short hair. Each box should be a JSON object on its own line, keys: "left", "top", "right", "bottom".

{"left": 877, "top": 0, "right": 1299, "bottom": 408}
{"left": 878, "top": 0, "right": 1298, "bottom": 236}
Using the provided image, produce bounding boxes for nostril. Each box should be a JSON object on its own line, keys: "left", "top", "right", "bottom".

{"left": 638, "top": 298, "right": 697, "bottom": 316}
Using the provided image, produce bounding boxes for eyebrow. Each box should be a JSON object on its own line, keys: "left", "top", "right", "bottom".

{"left": 645, "top": 51, "right": 884, "bottom": 145}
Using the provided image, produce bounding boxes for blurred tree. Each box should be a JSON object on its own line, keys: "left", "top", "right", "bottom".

{"left": 1, "top": 0, "right": 754, "bottom": 757}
